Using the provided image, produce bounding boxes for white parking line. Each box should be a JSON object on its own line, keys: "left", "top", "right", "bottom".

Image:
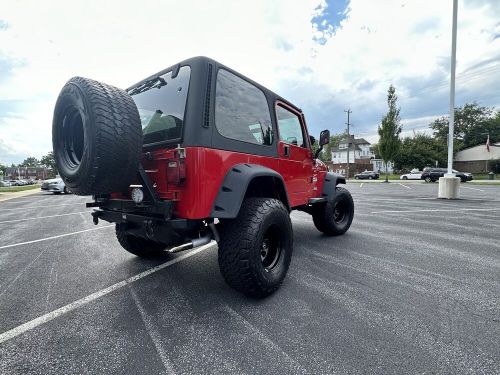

{"left": 461, "top": 186, "right": 485, "bottom": 192}
{"left": 398, "top": 183, "right": 411, "bottom": 189}
{"left": 360, "top": 183, "right": 364, "bottom": 188}
{"left": 0, "top": 211, "right": 90, "bottom": 224}
{"left": 0, "top": 203, "right": 81, "bottom": 212}
{"left": 0, "top": 242, "right": 215, "bottom": 345}
{"left": 0, "top": 225, "right": 113, "bottom": 250}
{"left": 371, "top": 208, "right": 500, "bottom": 214}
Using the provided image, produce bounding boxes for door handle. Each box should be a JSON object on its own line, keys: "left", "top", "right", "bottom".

{"left": 283, "top": 145, "right": 290, "bottom": 157}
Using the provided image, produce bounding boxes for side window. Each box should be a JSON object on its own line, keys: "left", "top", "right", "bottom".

{"left": 276, "top": 105, "right": 305, "bottom": 147}
{"left": 215, "top": 69, "right": 273, "bottom": 145}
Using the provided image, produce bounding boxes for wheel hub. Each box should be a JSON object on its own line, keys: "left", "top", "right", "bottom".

{"left": 260, "top": 226, "right": 282, "bottom": 272}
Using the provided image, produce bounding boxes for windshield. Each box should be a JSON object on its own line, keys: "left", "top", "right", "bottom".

{"left": 129, "top": 66, "right": 191, "bottom": 145}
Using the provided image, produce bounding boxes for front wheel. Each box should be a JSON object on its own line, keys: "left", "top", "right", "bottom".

{"left": 218, "top": 198, "right": 293, "bottom": 298}
{"left": 402, "top": 176, "right": 408, "bottom": 180}
{"left": 312, "top": 187, "right": 354, "bottom": 236}
{"left": 425, "top": 177, "right": 432, "bottom": 183}
{"left": 115, "top": 224, "right": 167, "bottom": 258}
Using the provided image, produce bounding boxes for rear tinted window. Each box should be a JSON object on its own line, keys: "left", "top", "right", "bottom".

{"left": 130, "top": 66, "right": 191, "bottom": 145}
{"left": 215, "top": 69, "right": 273, "bottom": 145}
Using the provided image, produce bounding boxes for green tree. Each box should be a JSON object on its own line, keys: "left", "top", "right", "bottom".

{"left": 378, "top": 85, "right": 402, "bottom": 182}
{"left": 40, "top": 151, "right": 57, "bottom": 171}
{"left": 394, "top": 132, "right": 446, "bottom": 171}
{"left": 430, "top": 103, "right": 498, "bottom": 149}
{"left": 19, "top": 156, "right": 39, "bottom": 167}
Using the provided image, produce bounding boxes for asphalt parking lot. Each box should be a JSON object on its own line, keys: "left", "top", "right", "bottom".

{"left": 0, "top": 183, "right": 499, "bottom": 374}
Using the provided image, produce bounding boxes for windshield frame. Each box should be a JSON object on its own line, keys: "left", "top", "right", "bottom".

{"left": 127, "top": 63, "right": 192, "bottom": 150}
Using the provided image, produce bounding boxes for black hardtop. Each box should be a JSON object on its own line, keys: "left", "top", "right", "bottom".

{"left": 129, "top": 56, "right": 304, "bottom": 157}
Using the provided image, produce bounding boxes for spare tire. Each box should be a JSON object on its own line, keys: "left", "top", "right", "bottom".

{"left": 52, "top": 77, "right": 142, "bottom": 195}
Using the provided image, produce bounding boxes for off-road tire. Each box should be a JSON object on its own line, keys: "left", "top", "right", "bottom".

{"left": 312, "top": 187, "right": 354, "bottom": 236}
{"left": 218, "top": 198, "right": 293, "bottom": 298}
{"left": 115, "top": 224, "right": 166, "bottom": 258}
{"left": 53, "top": 77, "right": 142, "bottom": 195}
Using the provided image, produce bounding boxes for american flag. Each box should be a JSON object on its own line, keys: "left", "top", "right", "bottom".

{"left": 486, "top": 135, "right": 490, "bottom": 152}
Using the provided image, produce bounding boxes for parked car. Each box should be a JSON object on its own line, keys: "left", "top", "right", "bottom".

{"left": 400, "top": 170, "right": 422, "bottom": 180}
{"left": 354, "top": 171, "right": 380, "bottom": 180}
{"left": 421, "top": 168, "right": 473, "bottom": 182}
{"left": 0, "top": 180, "right": 12, "bottom": 187}
{"left": 41, "top": 178, "right": 72, "bottom": 194}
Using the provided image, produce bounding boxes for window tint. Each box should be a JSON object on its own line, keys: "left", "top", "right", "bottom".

{"left": 215, "top": 69, "right": 273, "bottom": 145}
{"left": 276, "top": 105, "right": 305, "bottom": 147}
{"left": 130, "top": 66, "right": 191, "bottom": 145}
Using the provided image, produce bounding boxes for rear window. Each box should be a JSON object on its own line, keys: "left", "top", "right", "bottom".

{"left": 129, "top": 66, "right": 191, "bottom": 145}
{"left": 215, "top": 69, "right": 273, "bottom": 145}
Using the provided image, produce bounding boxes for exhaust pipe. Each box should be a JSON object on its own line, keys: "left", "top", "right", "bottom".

{"left": 168, "top": 233, "right": 213, "bottom": 253}
{"left": 168, "top": 221, "right": 220, "bottom": 253}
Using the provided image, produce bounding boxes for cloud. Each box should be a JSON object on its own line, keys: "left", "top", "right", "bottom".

{"left": 0, "top": 0, "right": 499, "bottom": 164}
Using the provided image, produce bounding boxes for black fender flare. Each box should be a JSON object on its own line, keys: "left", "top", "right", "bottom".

{"left": 210, "top": 164, "right": 290, "bottom": 219}
{"left": 321, "top": 172, "right": 346, "bottom": 202}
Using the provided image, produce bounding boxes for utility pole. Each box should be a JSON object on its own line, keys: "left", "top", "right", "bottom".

{"left": 344, "top": 109, "right": 352, "bottom": 179}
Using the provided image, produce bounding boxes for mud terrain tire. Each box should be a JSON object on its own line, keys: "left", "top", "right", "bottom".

{"left": 312, "top": 187, "right": 354, "bottom": 236}
{"left": 53, "top": 77, "right": 142, "bottom": 195}
{"left": 218, "top": 198, "right": 293, "bottom": 298}
{"left": 115, "top": 224, "right": 166, "bottom": 258}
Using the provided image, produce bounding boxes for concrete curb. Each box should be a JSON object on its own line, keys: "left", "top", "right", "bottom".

{"left": 0, "top": 188, "right": 41, "bottom": 202}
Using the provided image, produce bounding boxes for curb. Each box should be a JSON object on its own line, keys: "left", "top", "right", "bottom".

{"left": 0, "top": 188, "right": 42, "bottom": 202}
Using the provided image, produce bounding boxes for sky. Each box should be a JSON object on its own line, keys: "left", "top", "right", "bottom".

{"left": 1, "top": 0, "right": 499, "bottom": 165}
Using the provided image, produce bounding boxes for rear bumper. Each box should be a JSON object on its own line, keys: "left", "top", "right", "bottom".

{"left": 88, "top": 198, "right": 201, "bottom": 245}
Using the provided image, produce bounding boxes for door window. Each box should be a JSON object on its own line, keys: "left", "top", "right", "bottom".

{"left": 276, "top": 105, "right": 305, "bottom": 147}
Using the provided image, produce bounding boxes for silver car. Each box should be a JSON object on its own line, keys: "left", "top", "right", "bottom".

{"left": 41, "top": 178, "right": 71, "bottom": 194}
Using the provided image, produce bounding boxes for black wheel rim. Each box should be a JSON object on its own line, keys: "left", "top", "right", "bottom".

{"left": 333, "top": 201, "right": 348, "bottom": 224}
{"left": 260, "top": 224, "right": 282, "bottom": 272}
{"left": 61, "top": 108, "right": 85, "bottom": 169}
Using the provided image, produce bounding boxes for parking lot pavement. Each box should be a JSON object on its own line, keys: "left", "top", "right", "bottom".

{"left": 0, "top": 184, "right": 499, "bottom": 374}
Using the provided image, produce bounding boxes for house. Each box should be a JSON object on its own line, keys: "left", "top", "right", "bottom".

{"left": 5, "top": 167, "right": 51, "bottom": 180}
{"left": 454, "top": 142, "right": 500, "bottom": 173}
{"left": 331, "top": 135, "right": 375, "bottom": 163}
{"left": 328, "top": 135, "right": 393, "bottom": 176}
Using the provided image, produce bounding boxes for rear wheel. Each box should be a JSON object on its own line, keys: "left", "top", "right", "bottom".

{"left": 402, "top": 176, "right": 408, "bottom": 180}
{"left": 312, "top": 187, "right": 354, "bottom": 236}
{"left": 218, "top": 198, "right": 293, "bottom": 298}
{"left": 115, "top": 224, "right": 166, "bottom": 258}
{"left": 425, "top": 176, "right": 432, "bottom": 183}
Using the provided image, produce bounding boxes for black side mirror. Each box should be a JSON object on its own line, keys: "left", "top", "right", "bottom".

{"left": 319, "top": 129, "right": 330, "bottom": 146}
{"left": 314, "top": 129, "right": 330, "bottom": 159}
{"left": 309, "top": 135, "right": 316, "bottom": 146}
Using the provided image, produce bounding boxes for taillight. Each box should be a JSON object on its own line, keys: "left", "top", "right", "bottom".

{"left": 167, "top": 153, "right": 186, "bottom": 185}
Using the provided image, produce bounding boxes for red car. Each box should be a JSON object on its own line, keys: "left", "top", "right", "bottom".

{"left": 52, "top": 56, "right": 355, "bottom": 297}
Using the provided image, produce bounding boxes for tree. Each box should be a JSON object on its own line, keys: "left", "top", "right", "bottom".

{"left": 40, "top": 151, "right": 57, "bottom": 171}
{"left": 394, "top": 132, "right": 446, "bottom": 171}
{"left": 378, "top": 85, "right": 402, "bottom": 182}
{"left": 430, "top": 102, "right": 499, "bottom": 149}
{"left": 19, "top": 156, "right": 39, "bottom": 167}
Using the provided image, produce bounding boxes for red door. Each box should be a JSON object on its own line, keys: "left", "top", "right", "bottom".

{"left": 275, "top": 102, "right": 313, "bottom": 207}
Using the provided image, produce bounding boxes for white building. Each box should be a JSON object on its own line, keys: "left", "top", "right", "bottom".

{"left": 371, "top": 159, "right": 394, "bottom": 174}
{"left": 454, "top": 142, "right": 500, "bottom": 173}
{"left": 331, "top": 135, "right": 375, "bottom": 164}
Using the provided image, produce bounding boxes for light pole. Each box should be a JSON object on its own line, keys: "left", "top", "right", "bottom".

{"left": 438, "top": 0, "right": 461, "bottom": 199}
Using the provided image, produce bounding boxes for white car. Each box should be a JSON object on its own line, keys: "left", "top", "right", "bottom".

{"left": 41, "top": 178, "right": 71, "bottom": 194}
{"left": 400, "top": 171, "right": 422, "bottom": 180}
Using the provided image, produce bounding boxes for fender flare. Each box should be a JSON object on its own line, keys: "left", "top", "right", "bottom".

{"left": 210, "top": 163, "right": 290, "bottom": 219}
{"left": 321, "top": 172, "right": 346, "bottom": 202}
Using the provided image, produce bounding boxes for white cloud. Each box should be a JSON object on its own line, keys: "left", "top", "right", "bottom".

{"left": 0, "top": 0, "right": 499, "bottom": 164}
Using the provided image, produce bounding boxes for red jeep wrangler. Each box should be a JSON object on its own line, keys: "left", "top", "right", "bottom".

{"left": 52, "top": 56, "right": 354, "bottom": 297}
